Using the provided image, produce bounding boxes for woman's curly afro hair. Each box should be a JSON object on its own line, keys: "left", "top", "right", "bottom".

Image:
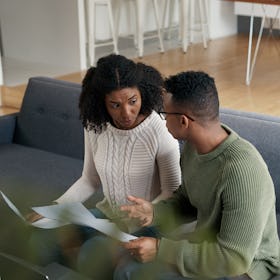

{"left": 79, "top": 54, "right": 164, "bottom": 132}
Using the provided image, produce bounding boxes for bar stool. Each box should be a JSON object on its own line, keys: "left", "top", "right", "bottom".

{"left": 0, "top": 53, "right": 3, "bottom": 86}
{"left": 162, "top": 0, "right": 209, "bottom": 53}
{"left": 116, "top": 0, "right": 164, "bottom": 57}
{"left": 86, "top": 0, "right": 119, "bottom": 66}
{"left": 189, "top": 0, "right": 209, "bottom": 48}
{"left": 0, "top": 53, "right": 3, "bottom": 106}
{"left": 0, "top": 21, "right": 3, "bottom": 106}
{"left": 0, "top": 28, "right": 3, "bottom": 86}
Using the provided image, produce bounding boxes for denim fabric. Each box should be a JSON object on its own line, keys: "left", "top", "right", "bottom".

{"left": 77, "top": 222, "right": 162, "bottom": 279}
{"left": 113, "top": 257, "right": 251, "bottom": 280}
{"left": 28, "top": 208, "right": 107, "bottom": 267}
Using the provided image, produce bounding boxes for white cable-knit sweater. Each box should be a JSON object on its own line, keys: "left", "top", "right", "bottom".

{"left": 56, "top": 111, "right": 181, "bottom": 225}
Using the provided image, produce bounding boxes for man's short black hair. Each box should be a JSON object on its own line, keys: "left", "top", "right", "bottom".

{"left": 164, "top": 71, "right": 219, "bottom": 122}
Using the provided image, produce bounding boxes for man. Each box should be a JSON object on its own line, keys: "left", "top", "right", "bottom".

{"left": 116, "top": 71, "right": 280, "bottom": 280}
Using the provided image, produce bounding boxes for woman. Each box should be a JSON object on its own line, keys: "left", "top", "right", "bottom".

{"left": 56, "top": 54, "right": 181, "bottom": 229}
{"left": 29, "top": 54, "right": 181, "bottom": 273}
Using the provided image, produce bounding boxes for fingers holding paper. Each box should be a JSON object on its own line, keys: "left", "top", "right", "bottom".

{"left": 120, "top": 195, "right": 154, "bottom": 227}
{"left": 25, "top": 210, "right": 44, "bottom": 223}
{"left": 123, "top": 237, "right": 158, "bottom": 263}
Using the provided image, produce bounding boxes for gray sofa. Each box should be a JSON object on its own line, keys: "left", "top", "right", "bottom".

{"left": 0, "top": 77, "right": 279, "bottom": 278}
{"left": 1, "top": 77, "right": 280, "bottom": 212}
{"left": 0, "top": 77, "right": 85, "bottom": 213}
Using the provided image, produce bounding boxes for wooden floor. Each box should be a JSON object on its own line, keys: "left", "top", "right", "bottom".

{"left": 1, "top": 34, "right": 279, "bottom": 117}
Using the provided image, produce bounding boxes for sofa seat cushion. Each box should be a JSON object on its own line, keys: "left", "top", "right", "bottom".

{"left": 277, "top": 214, "right": 280, "bottom": 236}
{"left": 0, "top": 143, "right": 83, "bottom": 212}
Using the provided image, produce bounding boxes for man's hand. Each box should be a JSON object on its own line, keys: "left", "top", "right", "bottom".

{"left": 120, "top": 195, "right": 154, "bottom": 227}
{"left": 123, "top": 237, "right": 159, "bottom": 263}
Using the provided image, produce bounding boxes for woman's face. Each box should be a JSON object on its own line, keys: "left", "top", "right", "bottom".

{"left": 105, "top": 87, "right": 144, "bottom": 130}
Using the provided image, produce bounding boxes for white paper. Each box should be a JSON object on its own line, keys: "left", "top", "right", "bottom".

{"left": 0, "top": 191, "right": 68, "bottom": 229}
{"left": 32, "top": 202, "right": 98, "bottom": 225}
{"left": 1, "top": 191, "right": 137, "bottom": 242}
{"left": 32, "top": 203, "right": 137, "bottom": 242}
{"left": 32, "top": 217, "right": 69, "bottom": 229}
{"left": 1, "top": 191, "right": 25, "bottom": 221}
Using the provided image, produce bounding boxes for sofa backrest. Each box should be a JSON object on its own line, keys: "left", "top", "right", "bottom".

{"left": 220, "top": 108, "right": 280, "bottom": 212}
{"left": 14, "top": 77, "right": 84, "bottom": 159}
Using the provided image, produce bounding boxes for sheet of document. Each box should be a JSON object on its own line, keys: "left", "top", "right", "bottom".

{"left": 0, "top": 191, "right": 137, "bottom": 242}
{"left": 0, "top": 191, "right": 68, "bottom": 229}
{"left": 1, "top": 191, "right": 25, "bottom": 221}
{"left": 32, "top": 202, "right": 137, "bottom": 242}
{"left": 1, "top": 191, "right": 137, "bottom": 242}
{"left": 32, "top": 217, "right": 68, "bottom": 229}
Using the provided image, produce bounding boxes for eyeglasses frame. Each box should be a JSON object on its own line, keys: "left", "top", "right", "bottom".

{"left": 158, "top": 112, "right": 195, "bottom": 122}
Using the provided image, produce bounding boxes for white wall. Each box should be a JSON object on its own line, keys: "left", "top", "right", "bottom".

{"left": 209, "top": 0, "right": 237, "bottom": 39}
{"left": 0, "top": 0, "right": 84, "bottom": 69}
{"left": 0, "top": 0, "right": 237, "bottom": 73}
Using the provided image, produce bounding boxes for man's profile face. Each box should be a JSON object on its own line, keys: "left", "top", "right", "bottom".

{"left": 163, "top": 93, "right": 184, "bottom": 140}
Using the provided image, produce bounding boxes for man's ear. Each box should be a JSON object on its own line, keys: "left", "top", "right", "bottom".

{"left": 181, "top": 115, "right": 189, "bottom": 128}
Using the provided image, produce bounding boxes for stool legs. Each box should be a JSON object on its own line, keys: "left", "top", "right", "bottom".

{"left": 0, "top": 55, "right": 2, "bottom": 107}
{"left": 152, "top": 0, "right": 164, "bottom": 55}
{"left": 87, "top": 0, "right": 119, "bottom": 66}
{"left": 162, "top": 0, "right": 209, "bottom": 53}
{"left": 136, "top": 0, "right": 145, "bottom": 57}
{"left": 184, "top": 0, "right": 209, "bottom": 51}
{"left": 0, "top": 54, "right": 3, "bottom": 86}
{"left": 181, "top": 0, "right": 190, "bottom": 53}
{"left": 197, "top": 0, "right": 208, "bottom": 48}
{"left": 117, "top": 0, "right": 164, "bottom": 58}
{"left": 136, "top": 0, "right": 164, "bottom": 57}
{"left": 162, "top": 0, "right": 170, "bottom": 40}
{"left": 107, "top": 0, "right": 119, "bottom": 55}
{"left": 0, "top": 54, "right": 3, "bottom": 106}
{"left": 87, "top": 0, "right": 95, "bottom": 66}
{"left": 0, "top": 20, "right": 3, "bottom": 87}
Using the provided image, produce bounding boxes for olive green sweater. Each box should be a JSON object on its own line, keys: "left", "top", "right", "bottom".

{"left": 154, "top": 125, "right": 280, "bottom": 280}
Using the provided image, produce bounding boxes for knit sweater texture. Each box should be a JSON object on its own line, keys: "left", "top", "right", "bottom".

{"left": 154, "top": 125, "right": 280, "bottom": 280}
{"left": 56, "top": 111, "right": 181, "bottom": 230}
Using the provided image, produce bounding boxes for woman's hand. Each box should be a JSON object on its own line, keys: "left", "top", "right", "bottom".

{"left": 25, "top": 210, "right": 44, "bottom": 223}
{"left": 120, "top": 195, "right": 154, "bottom": 227}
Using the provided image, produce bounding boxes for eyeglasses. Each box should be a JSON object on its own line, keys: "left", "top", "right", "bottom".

{"left": 158, "top": 112, "right": 195, "bottom": 122}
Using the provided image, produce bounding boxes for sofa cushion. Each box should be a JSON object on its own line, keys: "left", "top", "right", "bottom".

{"left": 14, "top": 77, "right": 84, "bottom": 160}
{"left": 220, "top": 108, "right": 280, "bottom": 212}
{"left": 0, "top": 143, "right": 83, "bottom": 212}
{"left": 0, "top": 113, "right": 17, "bottom": 144}
{"left": 276, "top": 214, "right": 280, "bottom": 236}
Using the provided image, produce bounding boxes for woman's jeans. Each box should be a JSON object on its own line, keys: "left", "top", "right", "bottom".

{"left": 76, "top": 220, "right": 251, "bottom": 280}
{"left": 29, "top": 208, "right": 252, "bottom": 280}
{"left": 77, "top": 223, "right": 161, "bottom": 279}
{"left": 28, "top": 208, "right": 107, "bottom": 267}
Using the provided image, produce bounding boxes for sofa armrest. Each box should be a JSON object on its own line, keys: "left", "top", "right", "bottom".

{"left": 0, "top": 113, "right": 18, "bottom": 144}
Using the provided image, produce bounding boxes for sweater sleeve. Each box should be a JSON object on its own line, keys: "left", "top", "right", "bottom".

{"left": 55, "top": 129, "right": 101, "bottom": 203}
{"left": 156, "top": 151, "right": 275, "bottom": 278}
{"left": 152, "top": 126, "right": 181, "bottom": 203}
{"left": 153, "top": 185, "right": 197, "bottom": 231}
